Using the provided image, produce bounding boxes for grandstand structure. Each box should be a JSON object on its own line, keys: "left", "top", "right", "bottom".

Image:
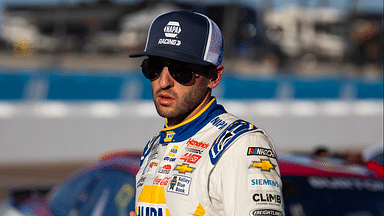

{"left": 0, "top": 0, "right": 382, "bottom": 162}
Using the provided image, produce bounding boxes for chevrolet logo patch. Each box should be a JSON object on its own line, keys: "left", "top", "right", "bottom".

{"left": 174, "top": 163, "right": 195, "bottom": 174}
{"left": 249, "top": 159, "right": 275, "bottom": 171}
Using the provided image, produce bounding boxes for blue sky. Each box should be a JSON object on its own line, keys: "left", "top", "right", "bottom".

{"left": 0, "top": 0, "right": 382, "bottom": 21}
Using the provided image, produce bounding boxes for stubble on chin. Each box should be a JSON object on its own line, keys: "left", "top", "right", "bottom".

{"left": 152, "top": 77, "right": 210, "bottom": 122}
{"left": 154, "top": 92, "right": 205, "bottom": 125}
{"left": 154, "top": 101, "right": 172, "bottom": 118}
{"left": 153, "top": 97, "right": 184, "bottom": 119}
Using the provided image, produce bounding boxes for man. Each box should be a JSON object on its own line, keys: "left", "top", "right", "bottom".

{"left": 129, "top": 10, "right": 284, "bottom": 216}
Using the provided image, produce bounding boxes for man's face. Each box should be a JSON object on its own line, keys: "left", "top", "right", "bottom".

{"left": 148, "top": 57, "right": 213, "bottom": 126}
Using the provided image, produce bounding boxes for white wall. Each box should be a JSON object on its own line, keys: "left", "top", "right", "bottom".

{"left": 0, "top": 100, "right": 382, "bottom": 163}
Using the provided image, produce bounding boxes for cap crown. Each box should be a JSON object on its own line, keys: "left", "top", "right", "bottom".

{"left": 130, "top": 11, "right": 224, "bottom": 66}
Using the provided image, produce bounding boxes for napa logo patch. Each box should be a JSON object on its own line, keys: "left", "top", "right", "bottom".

{"left": 167, "top": 175, "right": 192, "bottom": 195}
{"left": 210, "top": 116, "right": 228, "bottom": 129}
{"left": 136, "top": 185, "right": 171, "bottom": 216}
{"left": 158, "top": 21, "right": 182, "bottom": 46}
{"left": 164, "top": 131, "right": 175, "bottom": 142}
{"left": 164, "top": 21, "right": 181, "bottom": 38}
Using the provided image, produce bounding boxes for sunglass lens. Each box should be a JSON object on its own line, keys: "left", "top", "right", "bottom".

{"left": 141, "top": 59, "right": 161, "bottom": 80}
{"left": 168, "top": 63, "right": 193, "bottom": 84}
{"left": 141, "top": 59, "right": 197, "bottom": 84}
{"left": 170, "top": 70, "right": 193, "bottom": 84}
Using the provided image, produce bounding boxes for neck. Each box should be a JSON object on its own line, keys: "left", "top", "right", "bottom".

{"left": 166, "top": 95, "right": 213, "bottom": 127}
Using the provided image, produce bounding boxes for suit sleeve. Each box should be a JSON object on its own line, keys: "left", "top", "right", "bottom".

{"left": 208, "top": 129, "right": 285, "bottom": 216}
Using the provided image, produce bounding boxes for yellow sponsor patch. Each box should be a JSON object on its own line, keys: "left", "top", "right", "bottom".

{"left": 193, "top": 203, "right": 206, "bottom": 216}
{"left": 249, "top": 159, "right": 275, "bottom": 171}
{"left": 138, "top": 185, "right": 167, "bottom": 204}
{"left": 164, "top": 131, "right": 175, "bottom": 142}
{"left": 137, "top": 185, "right": 171, "bottom": 215}
{"left": 174, "top": 163, "right": 195, "bottom": 174}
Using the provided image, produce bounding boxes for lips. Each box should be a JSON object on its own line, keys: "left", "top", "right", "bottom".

{"left": 157, "top": 93, "right": 174, "bottom": 105}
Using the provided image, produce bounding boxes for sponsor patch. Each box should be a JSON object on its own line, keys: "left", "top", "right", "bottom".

{"left": 163, "top": 156, "right": 176, "bottom": 162}
{"left": 153, "top": 176, "right": 170, "bottom": 186}
{"left": 185, "top": 138, "right": 209, "bottom": 151}
{"left": 164, "top": 131, "right": 175, "bottom": 142}
{"left": 148, "top": 142, "right": 159, "bottom": 161}
{"left": 249, "top": 209, "right": 284, "bottom": 216}
{"left": 210, "top": 116, "right": 228, "bottom": 129}
{"left": 158, "top": 38, "right": 181, "bottom": 46}
{"left": 167, "top": 175, "right": 192, "bottom": 195}
{"left": 142, "top": 160, "right": 159, "bottom": 175}
{"left": 168, "top": 146, "right": 179, "bottom": 157}
{"left": 163, "top": 145, "right": 178, "bottom": 162}
{"left": 140, "top": 134, "right": 160, "bottom": 166}
{"left": 158, "top": 21, "right": 182, "bottom": 46}
{"left": 174, "top": 163, "right": 195, "bottom": 174}
{"left": 137, "top": 176, "right": 146, "bottom": 188}
{"left": 180, "top": 153, "right": 202, "bottom": 164}
{"left": 163, "top": 21, "right": 181, "bottom": 38}
{"left": 248, "top": 174, "right": 280, "bottom": 190}
{"left": 247, "top": 147, "right": 276, "bottom": 158}
{"left": 158, "top": 164, "right": 172, "bottom": 174}
{"left": 185, "top": 147, "right": 203, "bottom": 154}
{"left": 136, "top": 185, "right": 171, "bottom": 216}
{"left": 252, "top": 193, "right": 282, "bottom": 207}
{"left": 249, "top": 159, "right": 276, "bottom": 172}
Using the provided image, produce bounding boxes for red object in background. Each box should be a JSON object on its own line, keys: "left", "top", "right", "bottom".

{"left": 278, "top": 153, "right": 382, "bottom": 180}
{"left": 365, "top": 160, "right": 384, "bottom": 178}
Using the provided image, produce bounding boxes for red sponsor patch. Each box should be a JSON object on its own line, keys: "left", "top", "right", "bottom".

{"left": 186, "top": 138, "right": 209, "bottom": 151}
{"left": 180, "top": 153, "right": 202, "bottom": 164}
{"left": 149, "top": 162, "right": 158, "bottom": 168}
{"left": 162, "top": 164, "right": 171, "bottom": 170}
{"left": 153, "top": 176, "right": 170, "bottom": 185}
{"left": 158, "top": 164, "right": 172, "bottom": 174}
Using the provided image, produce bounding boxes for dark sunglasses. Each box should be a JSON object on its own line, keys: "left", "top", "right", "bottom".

{"left": 141, "top": 58, "right": 213, "bottom": 84}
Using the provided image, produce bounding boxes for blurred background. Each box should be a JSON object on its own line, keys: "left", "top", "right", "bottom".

{"left": 0, "top": 0, "right": 382, "bottom": 203}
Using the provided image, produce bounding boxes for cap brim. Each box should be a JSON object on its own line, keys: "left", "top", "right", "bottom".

{"left": 129, "top": 50, "right": 214, "bottom": 66}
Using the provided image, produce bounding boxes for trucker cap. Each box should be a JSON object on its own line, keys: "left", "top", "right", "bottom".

{"left": 129, "top": 10, "right": 224, "bottom": 66}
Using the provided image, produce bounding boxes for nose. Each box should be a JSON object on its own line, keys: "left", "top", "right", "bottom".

{"left": 158, "top": 66, "right": 174, "bottom": 89}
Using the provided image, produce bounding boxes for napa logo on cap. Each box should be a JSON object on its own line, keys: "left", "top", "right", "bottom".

{"left": 158, "top": 21, "right": 182, "bottom": 46}
{"left": 164, "top": 21, "right": 181, "bottom": 38}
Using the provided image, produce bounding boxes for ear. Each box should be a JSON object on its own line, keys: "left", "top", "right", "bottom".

{"left": 208, "top": 65, "right": 223, "bottom": 89}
